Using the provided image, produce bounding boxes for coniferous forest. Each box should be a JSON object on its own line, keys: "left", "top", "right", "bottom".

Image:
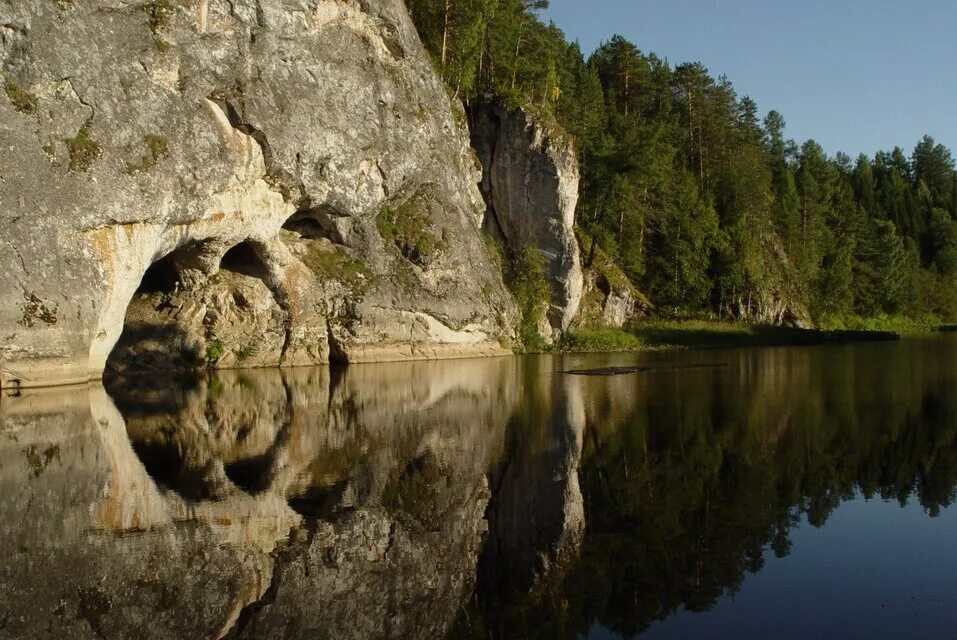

{"left": 407, "top": 0, "right": 957, "bottom": 328}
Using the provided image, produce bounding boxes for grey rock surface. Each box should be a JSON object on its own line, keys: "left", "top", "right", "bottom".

{"left": 0, "top": 0, "right": 515, "bottom": 388}
{"left": 575, "top": 260, "right": 652, "bottom": 329}
{"left": 472, "top": 103, "right": 583, "bottom": 341}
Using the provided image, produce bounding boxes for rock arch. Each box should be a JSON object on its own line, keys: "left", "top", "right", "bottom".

{"left": 105, "top": 236, "right": 293, "bottom": 375}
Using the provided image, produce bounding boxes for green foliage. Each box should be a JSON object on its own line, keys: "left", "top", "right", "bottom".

{"left": 377, "top": 195, "right": 445, "bottom": 266}
{"left": 3, "top": 76, "right": 37, "bottom": 114}
{"left": 126, "top": 134, "right": 168, "bottom": 174}
{"left": 507, "top": 246, "right": 550, "bottom": 350}
{"left": 64, "top": 127, "right": 101, "bottom": 172}
{"left": 205, "top": 339, "right": 224, "bottom": 364}
{"left": 558, "top": 327, "right": 642, "bottom": 352}
{"left": 234, "top": 344, "right": 257, "bottom": 361}
{"left": 818, "top": 313, "right": 942, "bottom": 336}
{"left": 408, "top": 2, "right": 957, "bottom": 326}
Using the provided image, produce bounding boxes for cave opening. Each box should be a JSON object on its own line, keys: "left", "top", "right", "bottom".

{"left": 595, "top": 274, "right": 612, "bottom": 297}
{"left": 282, "top": 212, "right": 326, "bottom": 240}
{"left": 219, "top": 240, "right": 269, "bottom": 280}
{"left": 104, "top": 239, "right": 216, "bottom": 376}
{"left": 137, "top": 249, "right": 184, "bottom": 294}
{"left": 281, "top": 205, "right": 350, "bottom": 245}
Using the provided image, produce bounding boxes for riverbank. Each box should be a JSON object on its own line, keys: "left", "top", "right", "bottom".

{"left": 557, "top": 319, "right": 916, "bottom": 353}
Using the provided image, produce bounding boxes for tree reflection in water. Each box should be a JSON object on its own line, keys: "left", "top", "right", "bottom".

{"left": 459, "top": 339, "right": 957, "bottom": 639}
{"left": 0, "top": 339, "right": 954, "bottom": 639}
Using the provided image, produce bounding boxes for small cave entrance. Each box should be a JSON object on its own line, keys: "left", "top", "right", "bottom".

{"left": 281, "top": 206, "right": 347, "bottom": 245}
{"left": 282, "top": 211, "right": 326, "bottom": 240}
{"left": 218, "top": 240, "right": 271, "bottom": 280}
{"left": 595, "top": 273, "right": 612, "bottom": 297}
{"left": 136, "top": 250, "right": 182, "bottom": 294}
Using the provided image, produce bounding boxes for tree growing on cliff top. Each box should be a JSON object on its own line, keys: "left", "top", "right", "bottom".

{"left": 406, "top": 1, "right": 957, "bottom": 324}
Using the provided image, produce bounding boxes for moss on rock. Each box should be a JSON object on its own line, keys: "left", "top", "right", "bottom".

{"left": 3, "top": 76, "right": 37, "bottom": 114}
{"left": 127, "top": 133, "right": 168, "bottom": 174}
{"left": 377, "top": 191, "right": 445, "bottom": 266}
{"left": 65, "top": 127, "right": 101, "bottom": 172}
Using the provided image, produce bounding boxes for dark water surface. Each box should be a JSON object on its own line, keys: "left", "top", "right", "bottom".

{"left": 1, "top": 338, "right": 955, "bottom": 639}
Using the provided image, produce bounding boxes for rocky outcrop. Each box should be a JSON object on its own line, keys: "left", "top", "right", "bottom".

{"left": 0, "top": 0, "right": 515, "bottom": 389}
{"left": 575, "top": 247, "right": 653, "bottom": 328}
{"left": 472, "top": 103, "right": 583, "bottom": 341}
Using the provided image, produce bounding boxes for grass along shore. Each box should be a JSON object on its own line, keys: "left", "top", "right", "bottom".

{"left": 556, "top": 316, "right": 951, "bottom": 353}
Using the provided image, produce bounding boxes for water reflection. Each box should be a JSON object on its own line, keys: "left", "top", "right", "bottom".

{"left": 1, "top": 359, "right": 516, "bottom": 639}
{"left": 0, "top": 339, "right": 955, "bottom": 639}
{"left": 459, "top": 340, "right": 957, "bottom": 639}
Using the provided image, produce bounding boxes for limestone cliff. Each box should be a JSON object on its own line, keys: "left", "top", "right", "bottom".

{"left": 0, "top": 0, "right": 515, "bottom": 389}
{"left": 472, "top": 103, "right": 583, "bottom": 342}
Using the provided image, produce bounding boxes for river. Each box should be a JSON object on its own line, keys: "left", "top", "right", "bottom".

{"left": 1, "top": 337, "right": 955, "bottom": 639}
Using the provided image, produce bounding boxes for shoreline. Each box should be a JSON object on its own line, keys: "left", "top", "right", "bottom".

{"left": 4, "top": 322, "right": 951, "bottom": 394}
{"left": 553, "top": 319, "right": 952, "bottom": 354}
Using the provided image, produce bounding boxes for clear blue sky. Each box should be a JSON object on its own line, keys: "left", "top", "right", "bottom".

{"left": 542, "top": 0, "right": 957, "bottom": 159}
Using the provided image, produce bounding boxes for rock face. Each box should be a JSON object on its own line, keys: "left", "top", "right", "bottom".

{"left": 574, "top": 248, "right": 653, "bottom": 329}
{"left": 0, "top": 0, "right": 516, "bottom": 389}
{"left": 472, "top": 103, "right": 583, "bottom": 341}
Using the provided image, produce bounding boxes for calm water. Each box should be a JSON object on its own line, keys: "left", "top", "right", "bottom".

{"left": 1, "top": 338, "right": 955, "bottom": 639}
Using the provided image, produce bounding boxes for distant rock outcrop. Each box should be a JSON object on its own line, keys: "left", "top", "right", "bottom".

{"left": 472, "top": 103, "right": 584, "bottom": 342}
{"left": 575, "top": 244, "right": 653, "bottom": 328}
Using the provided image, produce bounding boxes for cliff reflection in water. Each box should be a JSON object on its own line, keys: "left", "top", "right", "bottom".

{"left": 0, "top": 359, "right": 517, "bottom": 639}
{"left": 1, "top": 339, "right": 956, "bottom": 639}
{"left": 458, "top": 340, "right": 957, "bottom": 639}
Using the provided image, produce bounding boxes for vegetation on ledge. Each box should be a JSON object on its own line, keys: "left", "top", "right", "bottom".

{"left": 557, "top": 327, "right": 643, "bottom": 352}
{"left": 508, "top": 246, "right": 551, "bottom": 350}
{"left": 377, "top": 193, "right": 446, "bottom": 266}
{"left": 556, "top": 320, "right": 907, "bottom": 354}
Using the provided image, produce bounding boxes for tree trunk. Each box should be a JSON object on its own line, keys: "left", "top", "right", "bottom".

{"left": 618, "top": 204, "right": 625, "bottom": 249}
{"left": 441, "top": 0, "right": 451, "bottom": 68}
{"left": 511, "top": 20, "right": 525, "bottom": 90}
